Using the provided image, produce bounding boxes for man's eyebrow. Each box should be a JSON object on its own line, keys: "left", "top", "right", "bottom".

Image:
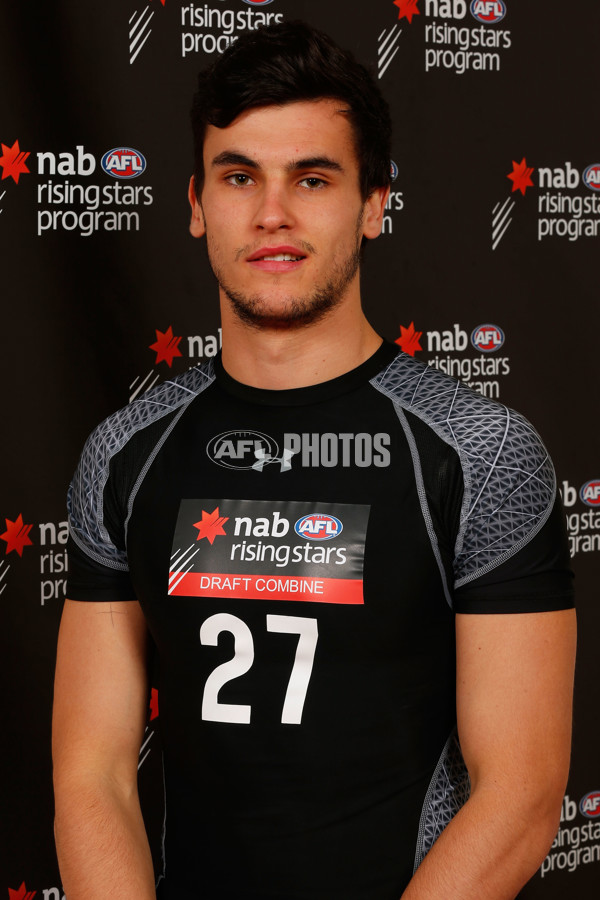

{"left": 211, "top": 151, "right": 260, "bottom": 169}
{"left": 287, "top": 156, "right": 344, "bottom": 174}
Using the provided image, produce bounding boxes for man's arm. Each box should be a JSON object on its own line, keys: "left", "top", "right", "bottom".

{"left": 52, "top": 598, "right": 156, "bottom": 900}
{"left": 401, "top": 608, "right": 576, "bottom": 899}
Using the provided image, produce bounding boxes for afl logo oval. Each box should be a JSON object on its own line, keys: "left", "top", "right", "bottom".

{"left": 583, "top": 164, "right": 600, "bottom": 192}
{"left": 580, "top": 480, "right": 600, "bottom": 507}
{"left": 207, "top": 430, "right": 278, "bottom": 470}
{"left": 390, "top": 160, "right": 399, "bottom": 182}
{"left": 471, "top": 324, "right": 505, "bottom": 352}
{"left": 294, "top": 514, "right": 343, "bottom": 541}
{"left": 580, "top": 791, "right": 600, "bottom": 819}
{"left": 470, "top": 0, "right": 506, "bottom": 23}
{"left": 101, "top": 148, "right": 146, "bottom": 179}
{"left": 241, "top": 0, "right": 275, "bottom": 6}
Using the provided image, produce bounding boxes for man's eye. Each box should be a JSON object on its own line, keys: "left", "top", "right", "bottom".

{"left": 300, "top": 177, "right": 326, "bottom": 189}
{"left": 227, "top": 173, "right": 253, "bottom": 186}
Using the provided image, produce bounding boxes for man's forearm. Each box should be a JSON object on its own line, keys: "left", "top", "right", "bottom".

{"left": 54, "top": 775, "right": 156, "bottom": 900}
{"left": 401, "top": 785, "right": 559, "bottom": 900}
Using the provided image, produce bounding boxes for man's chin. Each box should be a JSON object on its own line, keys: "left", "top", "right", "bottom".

{"left": 225, "top": 290, "right": 341, "bottom": 331}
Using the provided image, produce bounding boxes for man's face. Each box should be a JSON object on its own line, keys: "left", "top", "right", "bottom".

{"left": 188, "top": 99, "right": 387, "bottom": 329}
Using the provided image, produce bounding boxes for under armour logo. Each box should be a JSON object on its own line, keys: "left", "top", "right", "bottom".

{"left": 252, "top": 447, "right": 295, "bottom": 473}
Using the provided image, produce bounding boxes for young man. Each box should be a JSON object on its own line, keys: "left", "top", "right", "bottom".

{"left": 53, "top": 21, "right": 576, "bottom": 900}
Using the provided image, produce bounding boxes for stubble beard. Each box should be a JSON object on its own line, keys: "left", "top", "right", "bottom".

{"left": 207, "top": 221, "right": 364, "bottom": 331}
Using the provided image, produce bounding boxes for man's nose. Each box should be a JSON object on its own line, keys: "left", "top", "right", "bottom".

{"left": 252, "top": 183, "right": 295, "bottom": 231}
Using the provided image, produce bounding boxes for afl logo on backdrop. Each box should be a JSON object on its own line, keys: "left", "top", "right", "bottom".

{"left": 241, "top": 0, "right": 275, "bottom": 6}
{"left": 207, "top": 430, "right": 279, "bottom": 469}
{"left": 101, "top": 148, "right": 146, "bottom": 179}
{"left": 580, "top": 480, "right": 600, "bottom": 507}
{"left": 583, "top": 164, "right": 600, "bottom": 192}
{"left": 580, "top": 791, "right": 600, "bottom": 819}
{"left": 471, "top": 324, "right": 505, "bottom": 352}
{"left": 470, "top": 1, "right": 506, "bottom": 23}
{"left": 295, "top": 514, "right": 343, "bottom": 541}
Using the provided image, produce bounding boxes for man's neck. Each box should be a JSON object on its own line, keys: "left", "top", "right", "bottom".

{"left": 219, "top": 300, "right": 382, "bottom": 390}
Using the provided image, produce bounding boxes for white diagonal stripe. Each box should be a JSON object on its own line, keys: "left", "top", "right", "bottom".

{"left": 492, "top": 217, "right": 513, "bottom": 250}
{"left": 130, "top": 371, "right": 160, "bottom": 402}
{"left": 492, "top": 201, "right": 515, "bottom": 239}
{"left": 492, "top": 195, "right": 513, "bottom": 227}
{"left": 379, "top": 24, "right": 400, "bottom": 56}
{"left": 130, "top": 369, "right": 154, "bottom": 393}
{"left": 139, "top": 729, "right": 154, "bottom": 755}
{"left": 129, "top": 6, "right": 152, "bottom": 39}
{"left": 130, "top": 27, "right": 152, "bottom": 63}
{"left": 380, "top": 31, "right": 401, "bottom": 68}
{"left": 168, "top": 562, "right": 196, "bottom": 595}
{"left": 169, "top": 545, "right": 199, "bottom": 577}
{"left": 379, "top": 44, "right": 401, "bottom": 79}
{"left": 131, "top": 17, "right": 152, "bottom": 52}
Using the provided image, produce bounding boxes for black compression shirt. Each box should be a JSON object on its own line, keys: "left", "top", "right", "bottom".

{"left": 67, "top": 343, "right": 573, "bottom": 899}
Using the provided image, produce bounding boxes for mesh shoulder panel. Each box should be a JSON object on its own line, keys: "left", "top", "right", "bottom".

{"left": 68, "top": 363, "right": 215, "bottom": 571}
{"left": 371, "top": 353, "right": 555, "bottom": 586}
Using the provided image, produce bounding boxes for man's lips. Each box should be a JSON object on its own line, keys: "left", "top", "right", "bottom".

{"left": 246, "top": 245, "right": 307, "bottom": 272}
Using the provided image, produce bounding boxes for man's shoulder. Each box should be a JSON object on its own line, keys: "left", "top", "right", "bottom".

{"left": 82, "top": 360, "right": 216, "bottom": 460}
{"left": 371, "top": 349, "right": 545, "bottom": 465}
{"left": 67, "top": 361, "right": 217, "bottom": 569}
{"left": 372, "top": 350, "right": 556, "bottom": 585}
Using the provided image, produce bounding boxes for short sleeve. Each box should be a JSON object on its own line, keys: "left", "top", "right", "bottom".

{"left": 454, "top": 495, "right": 574, "bottom": 614}
{"left": 66, "top": 534, "right": 137, "bottom": 602}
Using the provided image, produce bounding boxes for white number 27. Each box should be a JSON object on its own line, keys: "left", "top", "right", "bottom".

{"left": 200, "top": 613, "right": 319, "bottom": 726}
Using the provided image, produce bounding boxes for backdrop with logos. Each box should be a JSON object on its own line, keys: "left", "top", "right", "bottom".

{"left": 1, "top": 1, "right": 599, "bottom": 896}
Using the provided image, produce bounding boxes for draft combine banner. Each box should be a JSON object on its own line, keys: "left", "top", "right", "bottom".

{"left": 1, "top": 2, "right": 599, "bottom": 897}
{"left": 170, "top": 500, "right": 369, "bottom": 604}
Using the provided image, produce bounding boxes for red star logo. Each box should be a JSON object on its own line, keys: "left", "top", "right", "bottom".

{"left": 0, "top": 140, "right": 31, "bottom": 184}
{"left": 194, "top": 508, "right": 229, "bottom": 545}
{"left": 395, "top": 322, "right": 423, "bottom": 356}
{"left": 149, "top": 687, "right": 159, "bottom": 721}
{"left": 1, "top": 515, "right": 34, "bottom": 556}
{"left": 393, "top": 0, "right": 420, "bottom": 23}
{"left": 507, "top": 157, "right": 534, "bottom": 196}
{"left": 8, "top": 883, "right": 37, "bottom": 900}
{"left": 149, "top": 326, "right": 183, "bottom": 367}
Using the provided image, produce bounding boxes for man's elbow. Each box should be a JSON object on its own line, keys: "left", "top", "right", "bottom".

{"left": 516, "top": 768, "right": 570, "bottom": 868}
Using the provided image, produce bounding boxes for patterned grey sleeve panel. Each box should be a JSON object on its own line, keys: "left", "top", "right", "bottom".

{"left": 413, "top": 728, "right": 470, "bottom": 871}
{"left": 68, "top": 363, "right": 215, "bottom": 571}
{"left": 371, "top": 352, "right": 556, "bottom": 588}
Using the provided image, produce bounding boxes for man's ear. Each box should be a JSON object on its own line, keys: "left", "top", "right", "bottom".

{"left": 188, "top": 175, "right": 206, "bottom": 238}
{"left": 361, "top": 185, "right": 390, "bottom": 240}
